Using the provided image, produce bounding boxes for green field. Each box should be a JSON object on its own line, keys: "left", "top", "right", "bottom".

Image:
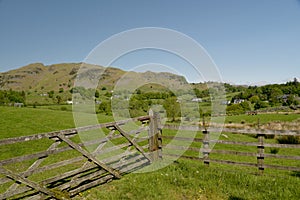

{"left": 0, "top": 107, "right": 300, "bottom": 199}
{"left": 77, "top": 159, "right": 299, "bottom": 200}
{"left": 220, "top": 113, "right": 300, "bottom": 124}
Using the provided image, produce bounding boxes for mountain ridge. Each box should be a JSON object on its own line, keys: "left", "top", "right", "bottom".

{"left": 0, "top": 62, "right": 188, "bottom": 92}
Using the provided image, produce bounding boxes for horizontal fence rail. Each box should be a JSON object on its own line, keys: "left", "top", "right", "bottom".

{"left": 0, "top": 115, "right": 162, "bottom": 200}
{"left": 162, "top": 124, "right": 300, "bottom": 173}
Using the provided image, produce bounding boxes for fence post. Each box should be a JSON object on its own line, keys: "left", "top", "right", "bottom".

{"left": 201, "top": 116, "right": 210, "bottom": 166}
{"left": 257, "top": 133, "right": 265, "bottom": 174}
{"left": 203, "top": 129, "right": 210, "bottom": 166}
{"left": 148, "top": 110, "right": 160, "bottom": 162}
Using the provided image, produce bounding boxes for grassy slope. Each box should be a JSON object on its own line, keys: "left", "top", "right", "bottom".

{"left": 79, "top": 159, "right": 300, "bottom": 200}
{"left": 0, "top": 106, "right": 114, "bottom": 139}
{"left": 1, "top": 107, "right": 300, "bottom": 200}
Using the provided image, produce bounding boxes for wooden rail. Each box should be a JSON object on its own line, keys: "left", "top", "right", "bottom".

{"left": 162, "top": 124, "right": 300, "bottom": 173}
{"left": 0, "top": 115, "right": 162, "bottom": 200}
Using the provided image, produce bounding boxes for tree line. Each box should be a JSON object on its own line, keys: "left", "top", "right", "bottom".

{"left": 0, "top": 90, "right": 26, "bottom": 105}
{"left": 226, "top": 78, "right": 300, "bottom": 115}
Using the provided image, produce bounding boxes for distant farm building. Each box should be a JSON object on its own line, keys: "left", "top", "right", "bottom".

{"left": 221, "top": 100, "right": 231, "bottom": 105}
{"left": 233, "top": 99, "right": 245, "bottom": 104}
{"left": 14, "top": 103, "right": 24, "bottom": 107}
{"left": 191, "top": 98, "right": 203, "bottom": 102}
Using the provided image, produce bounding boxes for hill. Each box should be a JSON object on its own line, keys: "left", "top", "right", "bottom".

{"left": 0, "top": 62, "right": 188, "bottom": 92}
{"left": 0, "top": 63, "right": 299, "bottom": 115}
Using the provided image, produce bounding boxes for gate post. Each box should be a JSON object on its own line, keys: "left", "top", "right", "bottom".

{"left": 257, "top": 133, "right": 265, "bottom": 174}
{"left": 148, "top": 110, "right": 161, "bottom": 162}
{"left": 202, "top": 116, "right": 210, "bottom": 166}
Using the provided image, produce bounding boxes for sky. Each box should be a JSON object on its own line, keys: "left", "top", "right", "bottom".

{"left": 0, "top": 0, "right": 300, "bottom": 85}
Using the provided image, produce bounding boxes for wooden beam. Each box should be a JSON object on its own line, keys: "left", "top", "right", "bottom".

{"left": 148, "top": 111, "right": 159, "bottom": 161}
{"left": 163, "top": 124, "right": 300, "bottom": 136}
{"left": 162, "top": 135, "right": 203, "bottom": 142}
{"left": 0, "top": 166, "right": 69, "bottom": 200}
{"left": 0, "top": 115, "right": 150, "bottom": 146}
{"left": 114, "top": 124, "right": 151, "bottom": 162}
{"left": 57, "top": 133, "right": 121, "bottom": 179}
{"left": 5, "top": 141, "right": 61, "bottom": 194}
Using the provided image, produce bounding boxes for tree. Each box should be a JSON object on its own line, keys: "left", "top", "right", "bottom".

{"left": 226, "top": 104, "right": 244, "bottom": 115}
{"left": 269, "top": 88, "right": 283, "bottom": 105}
{"left": 56, "top": 95, "right": 62, "bottom": 104}
{"left": 98, "top": 100, "right": 112, "bottom": 115}
{"left": 284, "top": 95, "right": 295, "bottom": 106}
{"left": 48, "top": 90, "right": 54, "bottom": 98}
{"left": 249, "top": 95, "right": 260, "bottom": 104}
{"left": 95, "top": 90, "right": 100, "bottom": 98}
{"left": 254, "top": 101, "right": 269, "bottom": 110}
{"left": 163, "top": 97, "right": 180, "bottom": 122}
{"left": 240, "top": 101, "right": 251, "bottom": 111}
{"left": 136, "top": 89, "right": 142, "bottom": 95}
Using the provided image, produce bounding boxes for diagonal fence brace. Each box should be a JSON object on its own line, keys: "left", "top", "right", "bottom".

{"left": 114, "top": 124, "right": 152, "bottom": 162}
{"left": 5, "top": 141, "right": 61, "bottom": 194}
{"left": 57, "top": 133, "right": 121, "bottom": 179}
{"left": 0, "top": 166, "right": 69, "bottom": 200}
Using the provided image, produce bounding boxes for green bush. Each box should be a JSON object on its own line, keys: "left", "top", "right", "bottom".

{"left": 276, "top": 136, "right": 300, "bottom": 144}
{"left": 270, "top": 147, "right": 279, "bottom": 154}
{"left": 61, "top": 106, "right": 67, "bottom": 111}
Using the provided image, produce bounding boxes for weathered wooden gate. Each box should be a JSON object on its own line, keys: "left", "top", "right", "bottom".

{"left": 0, "top": 114, "right": 162, "bottom": 199}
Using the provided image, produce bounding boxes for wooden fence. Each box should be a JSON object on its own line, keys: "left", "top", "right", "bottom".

{"left": 1, "top": 114, "right": 299, "bottom": 199}
{"left": 162, "top": 124, "right": 300, "bottom": 173}
{"left": 0, "top": 114, "right": 161, "bottom": 200}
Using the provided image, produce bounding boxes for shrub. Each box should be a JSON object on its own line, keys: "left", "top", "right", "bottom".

{"left": 270, "top": 147, "right": 279, "bottom": 154}
{"left": 226, "top": 104, "right": 245, "bottom": 115}
{"left": 276, "top": 136, "right": 300, "bottom": 144}
{"left": 265, "top": 134, "right": 275, "bottom": 139}
{"left": 61, "top": 106, "right": 67, "bottom": 111}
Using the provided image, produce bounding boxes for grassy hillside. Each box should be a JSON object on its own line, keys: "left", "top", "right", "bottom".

{"left": 0, "top": 107, "right": 299, "bottom": 199}
{"left": 77, "top": 159, "right": 299, "bottom": 200}
{"left": 0, "top": 62, "right": 188, "bottom": 93}
{"left": 0, "top": 106, "right": 114, "bottom": 139}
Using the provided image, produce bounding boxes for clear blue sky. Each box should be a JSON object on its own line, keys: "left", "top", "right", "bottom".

{"left": 0, "top": 0, "right": 299, "bottom": 84}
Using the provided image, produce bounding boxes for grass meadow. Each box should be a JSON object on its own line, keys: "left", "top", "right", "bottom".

{"left": 0, "top": 106, "right": 299, "bottom": 199}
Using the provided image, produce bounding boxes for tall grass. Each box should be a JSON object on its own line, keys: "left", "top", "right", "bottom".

{"left": 77, "top": 159, "right": 300, "bottom": 200}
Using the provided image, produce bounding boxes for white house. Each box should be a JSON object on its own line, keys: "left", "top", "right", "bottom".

{"left": 233, "top": 99, "right": 245, "bottom": 104}
{"left": 14, "top": 103, "right": 24, "bottom": 107}
{"left": 191, "top": 98, "right": 203, "bottom": 102}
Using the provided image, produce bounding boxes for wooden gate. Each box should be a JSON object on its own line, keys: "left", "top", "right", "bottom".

{"left": 0, "top": 114, "right": 162, "bottom": 199}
